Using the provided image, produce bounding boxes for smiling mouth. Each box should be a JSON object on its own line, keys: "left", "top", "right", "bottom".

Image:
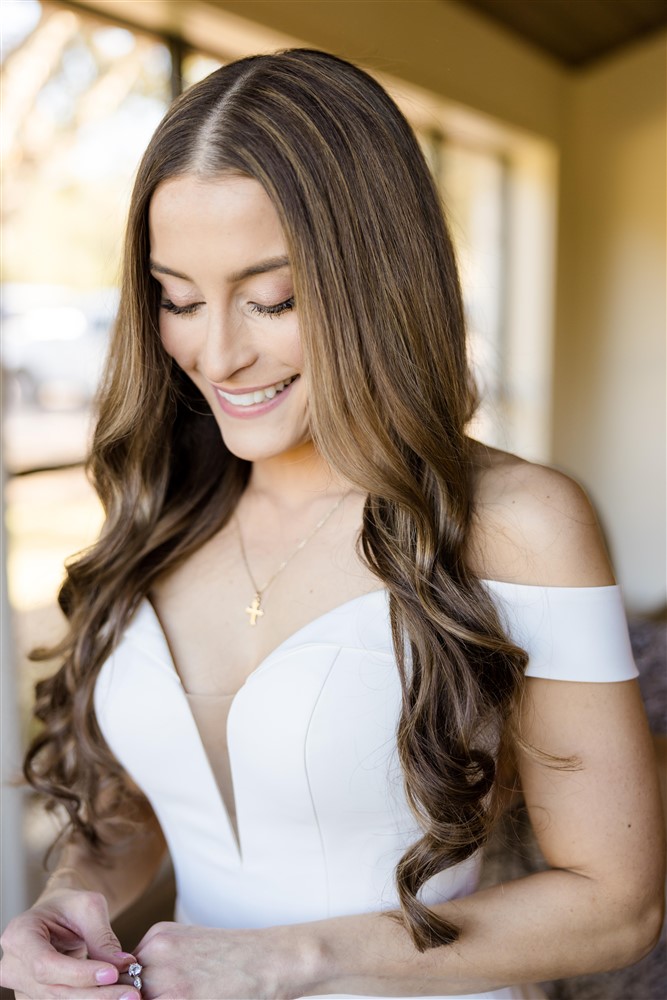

{"left": 217, "top": 374, "right": 299, "bottom": 407}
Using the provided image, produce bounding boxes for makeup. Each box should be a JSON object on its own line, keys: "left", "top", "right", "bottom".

{"left": 213, "top": 374, "right": 300, "bottom": 420}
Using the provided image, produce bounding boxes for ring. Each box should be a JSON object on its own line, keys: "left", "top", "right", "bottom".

{"left": 128, "top": 962, "right": 143, "bottom": 991}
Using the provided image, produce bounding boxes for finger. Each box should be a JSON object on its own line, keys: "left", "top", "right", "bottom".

{"left": 3, "top": 912, "right": 122, "bottom": 991}
{"left": 6, "top": 966, "right": 140, "bottom": 1000}
{"left": 132, "top": 919, "right": 176, "bottom": 951}
{"left": 52, "top": 985, "right": 141, "bottom": 1000}
{"left": 32, "top": 984, "right": 141, "bottom": 1000}
{"left": 111, "top": 949, "right": 139, "bottom": 971}
{"left": 23, "top": 939, "right": 122, "bottom": 990}
{"left": 1, "top": 938, "right": 119, "bottom": 994}
{"left": 64, "top": 892, "right": 125, "bottom": 965}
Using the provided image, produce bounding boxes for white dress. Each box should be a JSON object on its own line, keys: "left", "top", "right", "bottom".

{"left": 94, "top": 582, "right": 638, "bottom": 1000}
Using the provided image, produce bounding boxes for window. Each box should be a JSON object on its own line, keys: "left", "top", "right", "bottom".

{"left": 2, "top": 0, "right": 171, "bottom": 472}
{"left": 422, "top": 132, "right": 509, "bottom": 448}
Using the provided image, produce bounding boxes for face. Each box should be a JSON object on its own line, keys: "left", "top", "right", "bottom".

{"left": 149, "top": 173, "right": 309, "bottom": 464}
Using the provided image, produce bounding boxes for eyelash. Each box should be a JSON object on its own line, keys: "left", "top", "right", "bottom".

{"left": 250, "top": 296, "right": 295, "bottom": 318}
{"left": 160, "top": 297, "right": 295, "bottom": 318}
{"left": 160, "top": 300, "right": 200, "bottom": 317}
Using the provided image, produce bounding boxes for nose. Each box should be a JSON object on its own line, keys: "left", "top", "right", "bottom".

{"left": 199, "top": 309, "right": 257, "bottom": 385}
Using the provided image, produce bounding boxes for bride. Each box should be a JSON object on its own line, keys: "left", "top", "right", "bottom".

{"left": 1, "top": 49, "right": 663, "bottom": 1000}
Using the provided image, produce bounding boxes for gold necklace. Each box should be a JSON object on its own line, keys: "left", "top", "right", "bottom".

{"left": 235, "top": 492, "right": 350, "bottom": 625}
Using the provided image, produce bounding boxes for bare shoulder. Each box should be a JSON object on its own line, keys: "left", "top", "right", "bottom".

{"left": 466, "top": 442, "right": 615, "bottom": 587}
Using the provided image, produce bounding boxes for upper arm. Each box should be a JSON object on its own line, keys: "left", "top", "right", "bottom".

{"left": 472, "top": 456, "right": 665, "bottom": 907}
{"left": 516, "top": 676, "right": 665, "bottom": 913}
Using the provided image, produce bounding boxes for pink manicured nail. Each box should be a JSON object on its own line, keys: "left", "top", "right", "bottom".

{"left": 96, "top": 966, "right": 118, "bottom": 984}
{"left": 113, "top": 950, "right": 135, "bottom": 961}
{"left": 119, "top": 993, "right": 139, "bottom": 1000}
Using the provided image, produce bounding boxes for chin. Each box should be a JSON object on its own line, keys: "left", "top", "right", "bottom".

{"left": 216, "top": 427, "right": 313, "bottom": 464}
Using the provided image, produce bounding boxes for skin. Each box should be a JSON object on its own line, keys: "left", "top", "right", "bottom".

{"left": 1, "top": 174, "right": 664, "bottom": 1000}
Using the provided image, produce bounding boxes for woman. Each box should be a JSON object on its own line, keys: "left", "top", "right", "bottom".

{"left": 1, "top": 49, "right": 663, "bottom": 1000}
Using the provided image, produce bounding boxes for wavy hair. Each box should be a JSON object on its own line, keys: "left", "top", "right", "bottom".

{"left": 26, "top": 50, "right": 527, "bottom": 951}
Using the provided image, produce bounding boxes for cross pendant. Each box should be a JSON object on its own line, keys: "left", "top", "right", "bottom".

{"left": 245, "top": 593, "right": 264, "bottom": 626}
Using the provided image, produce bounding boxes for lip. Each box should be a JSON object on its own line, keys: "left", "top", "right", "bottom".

{"left": 219, "top": 379, "right": 292, "bottom": 395}
{"left": 212, "top": 374, "right": 299, "bottom": 419}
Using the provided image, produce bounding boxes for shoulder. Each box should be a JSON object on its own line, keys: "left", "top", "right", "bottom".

{"left": 466, "top": 442, "right": 616, "bottom": 587}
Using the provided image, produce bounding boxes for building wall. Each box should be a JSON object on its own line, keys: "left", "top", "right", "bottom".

{"left": 553, "top": 32, "right": 666, "bottom": 612}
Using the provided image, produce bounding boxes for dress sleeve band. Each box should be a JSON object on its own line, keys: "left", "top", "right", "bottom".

{"left": 483, "top": 581, "right": 638, "bottom": 683}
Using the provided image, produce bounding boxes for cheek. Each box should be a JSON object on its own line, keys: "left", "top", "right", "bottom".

{"left": 283, "top": 322, "right": 303, "bottom": 369}
{"left": 159, "top": 317, "right": 195, "bottom": 368}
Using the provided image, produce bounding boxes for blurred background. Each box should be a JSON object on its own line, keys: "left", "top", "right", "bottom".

{"left": 1, "top": 0, "right": 665, "bottom": 993}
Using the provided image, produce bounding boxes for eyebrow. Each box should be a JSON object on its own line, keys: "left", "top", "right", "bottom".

{"left": 149, "top": 256, "right": 290, "bottom": 284}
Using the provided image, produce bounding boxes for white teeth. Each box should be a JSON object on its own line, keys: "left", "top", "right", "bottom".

{"left": 225, "top": 391, "right": 259, "bottom": 406}
{"left": 219, "top": 375, "right": 296, "bottom": 407}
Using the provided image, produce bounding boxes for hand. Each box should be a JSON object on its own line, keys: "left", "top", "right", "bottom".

{"left": 133, "top": 921, "right": 289, "bottom": 999}
{"left": 0, "top": 887, "right": 140, "bottom": 1000}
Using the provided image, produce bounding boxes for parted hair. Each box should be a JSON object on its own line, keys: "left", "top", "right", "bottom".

{"left": 26, "top": 49, "right": 527, "bottom": 951}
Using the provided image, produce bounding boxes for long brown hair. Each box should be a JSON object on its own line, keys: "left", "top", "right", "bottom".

{"left": 26, "top": 50, "right": 527, "bottom": 951}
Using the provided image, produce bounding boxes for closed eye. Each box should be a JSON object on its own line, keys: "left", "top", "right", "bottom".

{"left": 160, "top": 299, "right": 202, "bottom": 317}
{"left": 249, "top": 296, "right": 295, "bottom": 318}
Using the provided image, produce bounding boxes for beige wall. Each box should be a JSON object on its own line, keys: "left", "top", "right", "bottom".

{"left": 553, "top": 33, "right": 666, "bottom": 613}
{"left": 210, "top": 0, "right": 568, "bottom": 139}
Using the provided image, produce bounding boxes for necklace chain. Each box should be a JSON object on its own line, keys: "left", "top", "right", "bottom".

{"left": 235, "top": 492, "right": 350, "bottom": 625}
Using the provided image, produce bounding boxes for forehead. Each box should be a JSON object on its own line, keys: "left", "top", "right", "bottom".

{"left": 149, "top": 174, "right": 287, "bottom": 260}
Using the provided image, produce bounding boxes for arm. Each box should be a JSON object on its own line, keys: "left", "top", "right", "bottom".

{"left": 285, "top": 468, "right": 665, "bottom": 996}
{"left": 283, "top": 676, "right": 663, "bottom": 997}
{"left": 45, "top": 800, "right": 168, "bottom": 921}
{"left": 0, "top": 794, "right": 167, "bottom": 1000}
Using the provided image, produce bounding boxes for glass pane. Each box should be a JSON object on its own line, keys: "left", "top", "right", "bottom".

{"left": 1, "top": 1, "right": 171, "bottom": 472}
{"left": 6, "top": 465, "right": 103, "bottom": 754}
{"left": 182, "top": 50, "right": 223, "bottom": 90}
{"left": 441, "top": 146, "right": 504, "bottom": 393}
{"left": 421, "top": 133, "right": 507, "bottom": 447}
{"left": 1, "top": 0, "right": 42, "bottom": 61}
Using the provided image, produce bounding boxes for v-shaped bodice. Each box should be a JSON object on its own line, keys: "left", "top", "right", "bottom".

{"left": 94, "top": 589, "right": 484, "bottom": 929}
{"left": 94, "top": 582, "right": 636, "bottom": 937}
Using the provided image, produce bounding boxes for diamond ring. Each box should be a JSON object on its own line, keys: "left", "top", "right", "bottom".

{"left": 128, "top": 962, "right": 143, "bottom": 991}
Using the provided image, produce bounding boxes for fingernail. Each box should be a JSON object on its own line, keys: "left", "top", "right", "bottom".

{"left": 96, "top": 967, "right": 118, "bottom": 984}
{"left": 120, "top": 993, "right": 139, "bottom": 1000}
{"left": 113, "top": 950, "right": 135, "bottom": 961}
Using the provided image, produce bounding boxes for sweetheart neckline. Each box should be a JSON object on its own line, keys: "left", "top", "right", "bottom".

{"left": 141, "top": 587, "right": 390, "bottom": 694}
{"left": 137, "top": 577, "right": 619, "bottom": 699}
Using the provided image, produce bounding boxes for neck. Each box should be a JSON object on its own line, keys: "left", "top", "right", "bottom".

{"left": 246, "top": 442, "right": 352, "bottom": 507}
